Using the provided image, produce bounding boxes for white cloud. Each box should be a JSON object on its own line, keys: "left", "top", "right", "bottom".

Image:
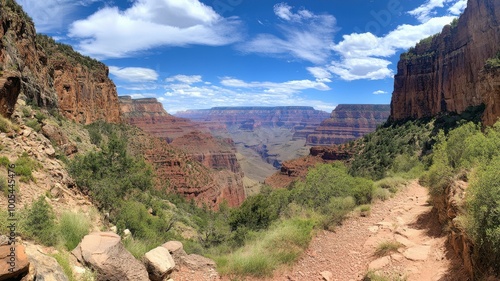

{"left": 325, "top": 14, "right": 457, "bottom": 81}
{"left": 239, "top": 3, "right": 336, "bottom": 64}
{"left": 373, "top": 90, "right": 388, "bottom": 95}
{"left": 18, "top": 0, "right": 99, "bottom": 32}
{"left": 306, "top": 67, "right": 332, "bottom": 82}
{"left": 409, "top": 0, "right": 466, "bottom": 22}
{"left": 448, "top": 0, "right": 467, "bottom": 15}
{"left": 165, "top": 75, "right": 203, "bottom": 84}
{"left": 68, "top": 0, "right": 241, "bottom": 58}
{"left": 159, "top": 75, "right": 335, "bottom": 114}
{"left": 109, "top": 66, "right": 159, "bottom": 82}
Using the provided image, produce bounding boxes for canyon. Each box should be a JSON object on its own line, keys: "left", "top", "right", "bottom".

{"left": 305, "top": 104, "right": 390, "bottom": 146}
{"left": 389, "top": 0, "right": 500, "bottom": 125}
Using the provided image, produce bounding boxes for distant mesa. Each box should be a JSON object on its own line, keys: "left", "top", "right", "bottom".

{"left": 305, "top": 104, "right": 390, "bottom": 146}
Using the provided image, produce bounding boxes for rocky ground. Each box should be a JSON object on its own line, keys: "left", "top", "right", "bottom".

{"left": 231, "top": 181, "right": 469, "bottom": 281}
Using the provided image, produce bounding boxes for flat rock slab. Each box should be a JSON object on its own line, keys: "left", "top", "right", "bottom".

{"left": 0, "top": 244, "right": 30, "bottom": 281}
{"left": 368, "top": 256, "right": 391, "bottom": 270}
{"left": 403, "top": 245, "right": 431, "bottom": 261}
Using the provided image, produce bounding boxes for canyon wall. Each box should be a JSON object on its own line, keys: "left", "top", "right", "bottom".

{"left": 389, "top": 0, "right": 500, "bottom": 125}
{"left": 176, "top": 106, "right": 330, "bottom": 132}
{"left": 0, "top": 1, "right": 120, "bottom": 123}
{"left": 120, "top": 97, "right": 246, "bottom": 207}
{"left": 305, "top": 104, "right": 390, "bottom": 146}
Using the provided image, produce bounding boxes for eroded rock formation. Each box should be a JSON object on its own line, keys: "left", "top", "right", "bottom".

{"left": 306, "top": 104, "right": 390, "bottom": 146}
{"left": 389, "top": 0, "right": 500, "bottom": 125}
{"left": 175, "top": 106, "right": 330, "bottom": 133}
{"left": 0, "top": 1, "right": 120, "bottom": 123}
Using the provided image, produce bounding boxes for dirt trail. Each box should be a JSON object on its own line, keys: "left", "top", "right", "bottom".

{"left": 246, "top": 181, "right": 469, "bottom": 281}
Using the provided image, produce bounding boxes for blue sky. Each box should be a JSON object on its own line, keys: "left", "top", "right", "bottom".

{"left": 18, "top": 0, "right": 467, "bottom": 113}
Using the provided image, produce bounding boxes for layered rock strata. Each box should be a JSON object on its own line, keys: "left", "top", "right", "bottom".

{"left": 389, "top": 0, "right": 500, "bottom": 125}
{"left": 306, "top": 104, "right": 390, "bottom": 145}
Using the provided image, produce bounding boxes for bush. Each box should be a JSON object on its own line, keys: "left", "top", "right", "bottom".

{"left": 14, "top": 152, "right": 40, "bottom": 182}
{"left": 0, "top": 116, "right": 16, "bottom": 133}
{"left": 59, "top": 211, "right": 90, "bottom": 250}
{"left": 0, "top": 176, "right": 8, "bottom": 197}
{"left": 0, "top": 156, "right": 9, "bottom": 167}
{"left": 25, "top": 119, "right": 41, "bottom": 132}
{"left": 467, "top": 155, "right": 500, "bottom": 274}
{"left": 23, "top": 196, "right": 58, "bottom": 246}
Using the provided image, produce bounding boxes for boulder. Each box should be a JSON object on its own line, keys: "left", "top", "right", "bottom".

{"left": 72, "top": 232, "right": 149, "bottom": 281}
{"left": 162, "top": 241, "right": 186, "bottom": 263}
{"left": 143, "top": 247, "right": 175, "bottom": 281}
{"left": 181, "top": 254, "right": 216, "bottom": 270}
{"left": 24, "top": 244, "right": 69, "bottom": 281}
{"left": 0, "top": 243, "right": 30, "bottom": 281}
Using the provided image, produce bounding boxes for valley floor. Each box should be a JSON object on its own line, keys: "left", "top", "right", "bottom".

{"left": 226, "top": 181, "right": 470, "bottom": 281}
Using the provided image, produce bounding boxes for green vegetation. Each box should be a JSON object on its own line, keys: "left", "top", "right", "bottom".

{"left": 364, "top": 271, "right": 407, "bottom": 281}
{"left": 14, "top": 152, "right": 41, "bottom": 182}
{"left": 0, "top": 115, "right": 18, "bottom": 133}
{"left": 22, "top": 196, "right": 58, "bottom": 246}
{"left": 0, "top": 156, "right": 9, "bottom": 168}
{"left": 36, "top": 34, "right": 105, "bottom": 73}
{"left": 4, "top": 0, "right": 33, "bottom": 22}
{"left": 52, "top": 252, "right": 77, "bottom": 281}
{"left": 484, "top": 51, "right": 500, "bottom": 71}
{"left": 0, "top": 176, "right": 8, "bottom": 197}
{"left": 59, "top": 211, "right": 91, "bottom": 251}
{"left": 374, "top": 241, "right": 403, "bottom": 257}
{"left": 25, "top": 118, "right": 41, "bottom": 132}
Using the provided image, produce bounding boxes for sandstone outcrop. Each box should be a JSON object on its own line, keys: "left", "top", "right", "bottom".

{"left": 119, "top": 96, "right": 207, "bottom": 141}
{"left": 306, "top": 104, "right": 390, "bottom": 146}
{"left": 24, "top": 244, "right": 69, "bottom": 281}
{"left": 389, "top": 0, "right": 500, "bottom": 125}
{"left": 72, "top": 232, "right": 149, "bottom": 281}
{"left": 0, "top": 240, "right": 30, "bottom": 281}
{"left": 0, "top": 1, "right": 120, "bottom": 123}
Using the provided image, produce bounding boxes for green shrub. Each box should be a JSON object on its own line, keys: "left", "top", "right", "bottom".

{"left": 22, "top": 107, "right": 32, "bottom": 118}
{"left": 374, "top": 177, "right": 407, "bottom": 194}
{"left": 0, "top": 116, "right": 14, "bottom": 133}
{"left": 25, "top": 119, "right": 41, "bottom": 132}
{"left": 467, "top": 155, "right": 500, "bottom": 274}
{"left": 123, "top": 238, "right": 157, "bottom": 259}
{"left": 0, "top": 156, "right": 9, "bottom": 167}
{"left": 14, "top": 152, "right": 40, "bottom": 182}
{"left": 59, "top": 211, "right": 90, "bottom": 250}
{"left": 23, "top": 196, "right": 58, "bottom": 246}
{"left": 0, "top": 176, "right": 8, "bottom": 197}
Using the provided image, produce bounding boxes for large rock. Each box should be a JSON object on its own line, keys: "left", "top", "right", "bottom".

{"left": 162, "top": 241, "right": 186, "bottom": 264}
{"left": 0, "top": 242, "right": 30, "bottom": 281}
{"left": 389, "top": 0, "right": 500, "bottom": 125}
{"left": 143, "top": 246, "right": 175, "bottom": 281}
{"left": 24, "top": 244, "right": 69, "bottom": 281}
{"left": 72, "top": 232, "right": 149, "bottom": 281}
{"left": 41, "top": 124, "right": 78, "bottom": 156}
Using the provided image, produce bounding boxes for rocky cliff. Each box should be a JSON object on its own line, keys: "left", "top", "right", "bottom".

{"left": 119, "top": 97, "right": 246, "bottom": 206}
{"left": 389, "top": 0, "right": 500, "bottom": 125}
{"left": 0, "top": 1, "right": 120, "bottom": 123}
{"left": 175, "top": 106, "right": 330, "bottom": 132}
{"left": 305, "top": 104, "right": 390, "bottom": 146}
{"left": 119, "top": 96, "right": 207, "bottom": 141}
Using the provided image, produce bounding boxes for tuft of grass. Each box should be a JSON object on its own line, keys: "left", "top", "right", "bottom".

{"left": 0, "top": 156, "right": 9, "bottom": 168}
{"left": 373, "top": 188, "right": 391, "bottom": 201}
{"left": 52, "top": 252, "right": 76, "bottom": 281}
{"left": 122, "top": 238, "right": 157, "bottom": 259}
{"left": 0, "top": 176, "right": 8, "bottom": 197}
{"left": 0, "top": 115, "right": 17, "bottom": 133}
{"left": 59, "top": 211, "right": 91, "bottom": 251}
{"left": 364, "top": 270, "right": 407, "bottom": 281}
{"left": 374, "top": 177, "right": 408, "bottom": 194}
{"left": 215, "top": 218, "right": 314, "bottom": 277}
{"left": 374, "top": 241, "right": 403, "bottom": 257}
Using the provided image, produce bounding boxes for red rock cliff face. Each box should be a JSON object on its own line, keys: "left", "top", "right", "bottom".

{"left": 119, "top": 96, "right": 207, "bottom": 141}
{"left": 0, "top": 1, "right": 120, "bottom": 123}
{"left": 120, "top": 97, "right": 246, "bottom": 207}
{"left": 306, "top": 104, "right": 390, "bottom": 146}
{"left": 176, "top": 106, "right": 330, "bottom": 134}
{"left": 390, "top": 0, "right": 500, "bottom": 125}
